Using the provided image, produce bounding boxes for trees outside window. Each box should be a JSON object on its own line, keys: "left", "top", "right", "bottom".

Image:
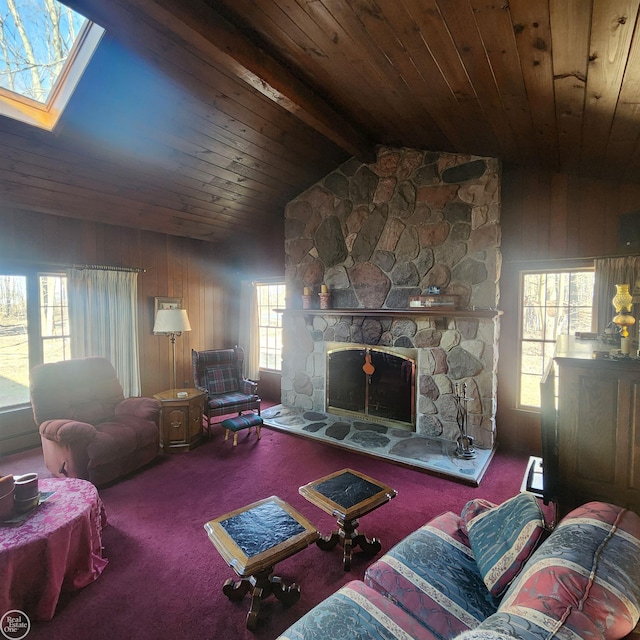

{"left": 39, "top": 272, "right": 69, "bottom": 363}
{"left": 0, "top": 271, "right": 69, "bottom": 409}
{"left": 0, "top": 275, "right": 29, "bottom": 407}
{"left": 256, "top": 283, "right": 285, "bottom": 371}
{"left": 0, "top": 0, "right": 87, "bottom": 103}
{"left": 519, "top": 269, "right": 594, "bottom": 408}
{"left": 0, "top": 0, "right": 103, "bottom": 129}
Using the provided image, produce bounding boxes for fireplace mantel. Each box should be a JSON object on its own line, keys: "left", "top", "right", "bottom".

{"left": 277, "top": 308, "right": 502, "bottom": 319}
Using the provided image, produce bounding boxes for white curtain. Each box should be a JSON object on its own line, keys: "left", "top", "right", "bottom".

{"left": 238, "top": 280, "right": 260, "bottom": 381}
{"left": 67, "top": 268, "right": 141, "bottom": 396}
{"left": 593, "top": 256, "right": 640, "bottom": 334}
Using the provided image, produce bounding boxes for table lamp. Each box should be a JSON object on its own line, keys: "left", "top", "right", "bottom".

{"left": 612, "top": 284, "right": 635, "bottom": 354}
{"left": 153, "top": 308, "right": 192, "bottom": 389}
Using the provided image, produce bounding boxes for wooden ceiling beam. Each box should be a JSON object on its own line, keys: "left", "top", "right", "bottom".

{"left": 66, "top": 0, "right": 376, "bottom": 164}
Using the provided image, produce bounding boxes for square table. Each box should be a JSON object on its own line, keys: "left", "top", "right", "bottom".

{"left": 204, "top": 495, "right": 318, "bottom": 630}
{"left": 299, "top": 468, "right": 397, "bottom": 570}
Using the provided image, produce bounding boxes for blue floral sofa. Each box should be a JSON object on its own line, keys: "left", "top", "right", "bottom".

{"left": 278, "top": 494, "right": 640, "bottom": 640}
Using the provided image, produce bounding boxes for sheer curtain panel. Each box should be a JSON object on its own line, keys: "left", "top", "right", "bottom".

{"left": 238, "top": 280, "right": 260, "bottom": 381}
{"left": 67, "top": 268, "right": 141, "bottom": 396}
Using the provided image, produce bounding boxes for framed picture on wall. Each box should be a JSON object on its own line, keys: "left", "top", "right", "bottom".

{"left": 153, "top": 297, "right": 182, "bottom": 334}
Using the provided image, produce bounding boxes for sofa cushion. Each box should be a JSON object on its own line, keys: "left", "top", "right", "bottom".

{"left": 277, "top": 580, "right": 440, "bottom": 640}
{"left": 455, "top": 632, "right": 513, "bottom": 640}
{"left": 206, "top": 392, "right": 256, "bottom": 411}
{"left": 477, "top": 502, "right": 640, "bottom": 640}
{"left": 365, "top": 511, "right": 501, "bottom": 639}
{"left": 464, "top": 493, "right": 546, "bottom": 597}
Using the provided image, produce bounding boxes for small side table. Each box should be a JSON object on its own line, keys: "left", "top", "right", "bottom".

{"left": 154, "top": 388, "right": 206, "bottom": 452}
{"left": 299, "top": 468, "right": 397, "bottom": 570}
{"left": 204, "top": 496, "right": 319, "bottom": 630}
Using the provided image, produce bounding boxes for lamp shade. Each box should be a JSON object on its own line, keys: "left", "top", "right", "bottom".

{"left": 153, "top": 308, "right": 192, "bottom": 334}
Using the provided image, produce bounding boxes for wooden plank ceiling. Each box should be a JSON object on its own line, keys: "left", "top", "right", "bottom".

{"left": 1, "top": 0, "right": 640, "bottom": 243}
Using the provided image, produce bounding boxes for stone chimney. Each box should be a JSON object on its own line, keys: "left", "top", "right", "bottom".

{"left": 281, "top": 147, "right": 501, "bottom": 448}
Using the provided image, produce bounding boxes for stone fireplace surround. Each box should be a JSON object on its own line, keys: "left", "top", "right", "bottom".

{"left": 281, "top": 146, "right": 501, "bottom": 450}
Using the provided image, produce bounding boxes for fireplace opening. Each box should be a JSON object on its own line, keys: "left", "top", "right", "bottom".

{"left": 326, "top": 344, "right": 416, "bottom": 430}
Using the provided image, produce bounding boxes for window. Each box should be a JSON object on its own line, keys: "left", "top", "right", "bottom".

{"left": 519, "top": 269, "right": 595, "bottom": 408}
{"left": 256, "top": 282, "right": 286, "bottom": 371}
{"left": 39, "top": 273, "right": 70, "bottom": 362}
{"left": 0, "top": 0, "right": 104, "bottom": 130}
{"left": 0, "top": 271, "right": 69, "bottom": 409}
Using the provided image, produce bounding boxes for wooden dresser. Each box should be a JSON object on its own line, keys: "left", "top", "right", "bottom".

{"left": 553, "top": 335, "right": 640, "bottom": 516}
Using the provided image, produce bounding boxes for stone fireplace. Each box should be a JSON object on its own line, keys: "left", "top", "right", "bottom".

{"left": 281, "top": 146, "right": 501, "bottom": 449}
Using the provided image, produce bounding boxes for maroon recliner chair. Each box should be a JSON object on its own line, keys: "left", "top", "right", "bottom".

{"left": 30, "top": 357, "right": 161, "bottom": 486}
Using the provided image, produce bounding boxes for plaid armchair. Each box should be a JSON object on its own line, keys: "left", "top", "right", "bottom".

{"left": 191, "top": 347, "right": 261, "bottom": 435}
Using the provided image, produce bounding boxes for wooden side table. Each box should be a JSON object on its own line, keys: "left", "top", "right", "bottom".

{"left": 299, "top": 468, "right": 397, "bottom": 570}
{"left": 204, "top": 495, "right": 319, "bottom": 630}
{"left": 154, "top": 388, "right": 206, "bottom": 452}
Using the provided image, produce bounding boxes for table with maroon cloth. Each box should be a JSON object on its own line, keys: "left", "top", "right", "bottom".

{"left": 0, "top": 477, "right": 108, "bottom": 621}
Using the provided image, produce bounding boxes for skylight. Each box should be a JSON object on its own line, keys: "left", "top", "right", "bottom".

{"left": 0, "top": 0, "right": 104, "bottom": 130}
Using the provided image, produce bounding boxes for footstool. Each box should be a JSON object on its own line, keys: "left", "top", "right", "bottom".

{"left": 221, "top": 413, "right": 263, "bottom": 446}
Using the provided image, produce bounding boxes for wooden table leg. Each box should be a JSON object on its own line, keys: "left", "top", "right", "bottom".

{"left": 222, "top": 577, "right": 251, "bottom": 600}
{"left": 316, "top": 517, "right": 382, "bottom": 571}
{"left": 270, "top": 576, "right": 301, "bottom": 607}
{"left": 222, "top": 567, "right": 301, "bottom": 631}
{"left": 316, "top": 531, "right": 340, "bottom": 551}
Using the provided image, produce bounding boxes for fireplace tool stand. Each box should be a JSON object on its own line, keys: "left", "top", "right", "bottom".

{"left": 454, "top": 382, "right": 476, "bottom": 459}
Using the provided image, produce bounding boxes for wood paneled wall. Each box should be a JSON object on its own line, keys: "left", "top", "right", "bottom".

{"left": 0, "top": 206, "right": 284, "bottom": 456}
{"left": 4, "top": 166, "right": 640, "bottom": 459}
{"left": 497, "top": 167, "right": 640, "bottom": 454}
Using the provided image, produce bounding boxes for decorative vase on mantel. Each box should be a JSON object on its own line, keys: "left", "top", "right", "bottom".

{"left": 302, "top": 286, "right": 313, "bottom": 310}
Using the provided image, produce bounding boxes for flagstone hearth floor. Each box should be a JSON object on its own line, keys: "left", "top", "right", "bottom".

{"left": 262, "top": 405, "right": 495, "bottom": 486}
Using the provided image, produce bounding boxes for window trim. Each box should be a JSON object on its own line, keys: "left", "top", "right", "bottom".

{"left": 0, "top": 20, "right": 104, "bottom": 131}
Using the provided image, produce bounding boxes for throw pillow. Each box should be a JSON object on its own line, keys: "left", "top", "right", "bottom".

{"left": 464, "top": 492, "right": 546, "bottom": 597}
{"left": 460, "top": 497, "right": 495, "bottom": 539}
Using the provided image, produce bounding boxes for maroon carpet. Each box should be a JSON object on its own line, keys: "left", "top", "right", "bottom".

{"left": 2, "top": 428, "right": 533, "bottom": 640}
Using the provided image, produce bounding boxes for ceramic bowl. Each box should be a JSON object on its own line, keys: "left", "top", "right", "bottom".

{"left": 0, "top": 476, "right": 15, "bottom": 521}
{"left": 13, "top": 494, "right": 39, "bottom": 514}
{"left": 0, "top": 474, "right": 14, "bottom": 496}
{"left": 13, "top": 473, "right": 38, "bottom": 501}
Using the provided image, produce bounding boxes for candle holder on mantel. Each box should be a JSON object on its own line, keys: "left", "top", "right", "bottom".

{"left": 318, "top": 284, "right": 331, "bottom": 310}
{"left": 302, "top": 287, "right": 313, "bottom": 310}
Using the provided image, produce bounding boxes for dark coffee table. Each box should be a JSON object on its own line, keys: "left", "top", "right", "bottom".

{"left": 299, "top": 468, "right": 397, "bottom": 570}
{"left": 204, "top": 495, "right": 319, "bottom": 630}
